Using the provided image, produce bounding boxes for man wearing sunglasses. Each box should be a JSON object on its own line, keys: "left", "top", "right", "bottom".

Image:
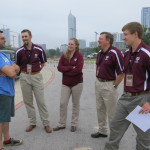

{"left": 0, "top": 30, "right": 23, "bottom": 150}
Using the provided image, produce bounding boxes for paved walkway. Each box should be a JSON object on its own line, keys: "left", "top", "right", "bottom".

{"left": 8, "top": 65, "right": 136, "bottom": 150}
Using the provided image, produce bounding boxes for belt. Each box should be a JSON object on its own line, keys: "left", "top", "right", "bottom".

{"left": 125, "top": 91, "right": 150, "bottom": 96}
{"left": 97, "top": 78, "right": 114, "bottom": 82}
{"left": 21, "top": 71, "right": 40, "bottom": 75}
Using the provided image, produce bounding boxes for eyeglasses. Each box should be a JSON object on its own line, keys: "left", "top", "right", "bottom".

{"left": 0, "top": 37, "right": 6, "bottom": 40}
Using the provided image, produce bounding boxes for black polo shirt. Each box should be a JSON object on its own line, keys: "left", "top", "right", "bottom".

{"left": 16, "top": 43, "right": 47, "bottom": 72}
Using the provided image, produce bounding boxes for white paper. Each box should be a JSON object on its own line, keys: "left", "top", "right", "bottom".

{"left": 126, "top": 105, "right": 150, "bottom": 132}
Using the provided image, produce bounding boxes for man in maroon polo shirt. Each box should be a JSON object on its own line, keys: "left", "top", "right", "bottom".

{"left": 91, "top": 32, "right": 124, "bottom": 138}
{"left": 16, "top": 29, "right": 52, "bottom": 133}
{"left": 104, "top": 22, "right": 150, "bottom": 150}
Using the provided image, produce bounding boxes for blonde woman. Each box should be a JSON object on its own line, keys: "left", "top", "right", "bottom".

{"left": 53, "top": 38, "right": 84, "bottom": 132}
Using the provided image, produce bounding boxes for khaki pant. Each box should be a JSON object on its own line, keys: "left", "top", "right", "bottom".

{"left": 20, "top": 72, "right": 49, "bottom": 126}
{"left": 95, "top": 78, "right": 118, "bottom": 135}
{"left": 58, "top": 83, "right": 83, "bottom": 127}
{"left": 105, "top": 93, "right": 150, "bottom": 150}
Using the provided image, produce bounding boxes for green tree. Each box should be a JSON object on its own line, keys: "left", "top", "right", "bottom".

{"left": 46, "top": 49, "right": 57, "bottom": 58}
{"left": 92, "top": 46, "right": 100, "bottom": 53}
{"left": 56, "top": 47, "right": 61, "bottom": 57}
{"left": 142, "top": 27, "right": 150, "bottom": 46}
{"left": 1, "top": 45, "right": 15, "bottom": 51}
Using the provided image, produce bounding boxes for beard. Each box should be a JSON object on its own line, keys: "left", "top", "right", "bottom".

{"left": 23, "top": 41, "right": 29, "bottom": 46}
{"left": 0, "top": 44, "right": 5, "bottom": 49}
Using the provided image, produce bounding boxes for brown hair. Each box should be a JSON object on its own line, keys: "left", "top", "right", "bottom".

{"left": 100, "top": 32, "right": 114, "bottom": 46}
{"left": 122, "top": 22, "right": 144, "bottom": 39}
{"left": 64, "top": 38, "right": 80, "bottom": 60}
{"left": 21, "top": 29, "right": 32, "bottom": 36}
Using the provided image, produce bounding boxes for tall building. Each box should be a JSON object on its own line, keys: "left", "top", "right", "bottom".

{"left": 78, "top": 39, "right": 86, "bottom": 49}
{"left": 1, "top": 28, "right": 11, "bottom": 46}
{"left": 18, "top": 33, "right": 23, "bottom": 47}
{"left": 60, "top": 44, "right": 68, "bottom": 52}
{"left": 141, "top": 7, "right": 150, "bottom": 28}
{"left": 89, "top": 41, "right": 98, "bottom": 48}
{"left": 68, "top": 11, "right": 76, "bottom": 40}
{"left": 37, "top": 44, "right": 47, "bottom": 51}
{"left": 112, "top": 32, "right": 120, "bottom": 42}
{"left": 119, "top": 33, "right": 124, "bottom": 42}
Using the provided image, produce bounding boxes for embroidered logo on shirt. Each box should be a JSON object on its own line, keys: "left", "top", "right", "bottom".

{"left": 135, "top": 57, "right": 140, "bottom": 63}
{"left": 105, "top": 56, "right": 109, "bottom": 60}
{"left": 34, "top": 54, "right": 38, "bottom": 58}
{"left": 74, "top": 58, "right": 77, "bottom": 61}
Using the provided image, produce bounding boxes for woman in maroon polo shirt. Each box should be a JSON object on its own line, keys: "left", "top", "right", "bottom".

{"left": 53, "top": 38, "right": 84, "bottom": 132}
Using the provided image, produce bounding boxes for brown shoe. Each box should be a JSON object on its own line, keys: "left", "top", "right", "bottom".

{"left": 70, "top": 126, "right": 76, "bottom": 132}
{"left": 44, "top": 125, "right": 52, "bottom": 133}
{"left": 25, "top": 125, "right": 36, "bottom": 132}
{"left": 53, "top": 126, "right": 66, "bottom": 131}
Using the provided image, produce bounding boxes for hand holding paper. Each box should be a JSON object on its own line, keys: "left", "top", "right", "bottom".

{"left": 126, "top": 105, "right": 150, "bottom": 132}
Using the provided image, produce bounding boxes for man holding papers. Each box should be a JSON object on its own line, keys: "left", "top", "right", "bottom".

{"left": 104, "top": 22, "right": 150, "bottom": 150}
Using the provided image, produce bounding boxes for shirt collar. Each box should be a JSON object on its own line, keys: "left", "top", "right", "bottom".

{"left": 129, "top": 41, "right": 144, "bottom": 54}
{"left": 23, "top": 43, "right": 34, "bottom": 51}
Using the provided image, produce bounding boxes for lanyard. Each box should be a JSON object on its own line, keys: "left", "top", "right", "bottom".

{"left": 25, "top": 45, "right": 34, "bottom": 64}
{"left": 126, "top": 52, "right": 137, "bottom": 73}
{"left": 25, "top": 50, "right": 33, "bottom": 64}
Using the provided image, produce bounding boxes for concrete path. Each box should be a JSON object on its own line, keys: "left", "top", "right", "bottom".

{"left": 8, "top": 65, "right": 136, "bottom": 150}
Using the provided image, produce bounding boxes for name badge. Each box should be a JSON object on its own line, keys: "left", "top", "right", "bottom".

{"left": 27, "top": 64, "right": 32, "bottom": 73}
{"left": 126, "top": 74, "right": 133, "bottom": 86}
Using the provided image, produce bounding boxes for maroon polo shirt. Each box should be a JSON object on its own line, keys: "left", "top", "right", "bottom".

{"left": 124, "top": 41, "right": 150, "bottom": 93}
{"left": 57, "top": 51, "right": 84, "bottom": 87}
{"left": 16, "top": 43, "right": 47, "bottom": 72}
{"left": 96, "top": 46, "right": 124, "bottom": 80}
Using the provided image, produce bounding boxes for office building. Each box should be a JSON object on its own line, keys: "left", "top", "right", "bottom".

{"left": 18, "top": 33, "right": 23, "bottom": 47}
{"left": 141, "top": 7, "right": 150, "bottom": 28}
{"left": 119, "top": 33, "right": 124, "bottom": 42}
{"left": 113, "top": 41, "right": 126, "bottom": 50}
{"left": 60, "top": 44, "right": 68, "bottom": 52}
{"left": 78, "top": 39, "right": 86, "bottom": 49}
{"left": 112, "top": 32, "right": 120, "bottom": 42}
{"left": 68, "top": 11, "right": 76, "bottom": 40}
{"left": 37, "top": 44, "right": 47, "bottom": 51}
{"left": 89, "top": 41, "right": 98, "bottom": 48}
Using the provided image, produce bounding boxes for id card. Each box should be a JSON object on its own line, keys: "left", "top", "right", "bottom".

{"left": 27, "top": 64, "right": 32, "bottom": 73}
{"left": 126, "top": 74, "right": 133, "bottom": 86}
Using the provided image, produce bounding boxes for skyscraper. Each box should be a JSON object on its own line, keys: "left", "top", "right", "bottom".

{"left": 141, "top": 7, "right": 150, "bottom": 28}
{"left": 68, "top": 11, "right": 76, "bottom": 40}
{"left": 18, "top": 33, "right": 23, "bottom": 47}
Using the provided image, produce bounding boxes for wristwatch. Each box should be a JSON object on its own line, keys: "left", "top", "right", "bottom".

{"left": 113, "top": 84, "right": 118, "bottom": 88}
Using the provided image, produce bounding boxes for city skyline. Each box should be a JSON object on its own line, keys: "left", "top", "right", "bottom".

{"left": 0, "top": 0, "right": 150, "bottom": 49}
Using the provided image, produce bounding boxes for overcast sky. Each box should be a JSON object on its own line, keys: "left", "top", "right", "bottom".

{"left": 0, "top": 0, "right": 149, "bottom": 49}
